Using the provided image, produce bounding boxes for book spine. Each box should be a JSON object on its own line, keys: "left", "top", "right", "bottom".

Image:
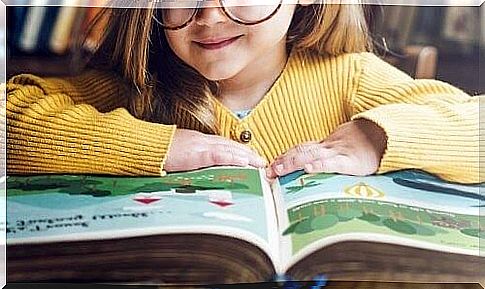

{"left": 67, "top": 3, "right": 88, "bottom": 60}
{"left": 37, "top": 5, "right": 60, "bottom": 54}
{"left": 11, "top": 7, "right": 28, "bottom": 54}
{"left": 19, "top": 0, "right": 49, "bottom": 53}
{"left": 481, "top": 4, "right": 485, "bottom": 48}
{"left": 49, "top": 0, "right": 83, "bottom": 55}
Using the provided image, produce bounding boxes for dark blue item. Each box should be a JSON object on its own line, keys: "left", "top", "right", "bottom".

{"left": 271, "top": 273, "right": 327, "bottom": 289}
{"left": 11, "top": 6, "right": 28, "bottom": 53}
{"left": 278, "top": 170, "right": 306, "bottom": 186}
{"left": 37, "top": 6, "right": 60, "bottom": 54}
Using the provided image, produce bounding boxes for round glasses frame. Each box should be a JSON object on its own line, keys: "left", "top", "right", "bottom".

{"left": 158, "top": 0, "right": 283, "bottom": 30}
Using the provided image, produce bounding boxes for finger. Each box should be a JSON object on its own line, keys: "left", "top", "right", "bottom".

{"left": 266, "top": 166, "right": 278, "bottom": 179}
{"left": 304, "top": 159, "right": 324, "bottom": 174}
{"left": 272, "top": 146, "right": 338, "bottom": 176}
{"left": 212, "top": 144, "right": 267, "bottom": 168}
{"left": 291, "top": 146, "right": 338, "bottom": 168}
{"left": 197, "top": 150, "right": 251, "bottom": 168}
{"left": 207, "top": 136, "right": 267, "bottom": 167}
{"left": 304, "top": 155, "right": 347, "bottom": 174}
{"left": 272, "top": 143, "right": 320, "bottom": 168}
{"left": 304, "top": 159, "right": 329, "bottom": 174}
{"left": 273, "top": 141, "right": 320, "bottom": 162}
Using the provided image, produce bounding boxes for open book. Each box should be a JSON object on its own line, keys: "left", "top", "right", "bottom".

{"left": 6, "top": 167, "right": 485, "bottom": 284}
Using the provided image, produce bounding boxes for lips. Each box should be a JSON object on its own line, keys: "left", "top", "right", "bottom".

{"left": 194, "top": 35, "right": 242, "bottom": 50}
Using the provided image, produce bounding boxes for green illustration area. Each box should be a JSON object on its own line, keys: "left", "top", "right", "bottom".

{"left": 283, "top": 173, "right": 335, "bottom": 194}
{"left": 283, "top": 198, "right": 484, "bottom": 254}
{"left": 7, "top": 168, "right": 263, "bottom": 197}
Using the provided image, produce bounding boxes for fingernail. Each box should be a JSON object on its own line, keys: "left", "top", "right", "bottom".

{"left": 265, "top": 168, "right": 273, "bottom": 179}
{"left": 305, "top": 163, "right": 313, "bottom": 172}
{"left": 275, "top": 164, "right": 284, "bottom": 174}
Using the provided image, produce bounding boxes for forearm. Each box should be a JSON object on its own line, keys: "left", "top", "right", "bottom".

{"left": 352, "top": 98, "right": 479, "bottom": 184}
{"left": 7, "top": 82, "right": 176, "bottom": 176}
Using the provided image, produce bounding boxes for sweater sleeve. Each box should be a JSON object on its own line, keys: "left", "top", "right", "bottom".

{"left": 348, "top": 52, "right": 480, "bottom": 184}
{"left": 6, "top": 70, "right": 176, "bottom": 176}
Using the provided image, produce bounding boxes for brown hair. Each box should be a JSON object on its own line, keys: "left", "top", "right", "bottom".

{"left": 84, "top": 3, "right": 374, "bottom": 133}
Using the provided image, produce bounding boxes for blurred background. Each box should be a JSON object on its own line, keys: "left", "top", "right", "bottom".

{"left": 5, "top": 3, "right": 485, "bottom": 95}
{"left": 369, "top": 4, "right": 484, "bottom": 96}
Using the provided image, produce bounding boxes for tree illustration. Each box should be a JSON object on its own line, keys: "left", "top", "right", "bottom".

{"left": 59, "top": 181, "right": 111, "bottom": 197}
{"left": 313, "top": 205, "right": 326, "bottom": 217}
{"left": 413, "top": 223, "right": 437, "bottom": 236}
{"left": 134, "top": 180, "right": 249, "bottom": 194}
{"left": 135, "top": 182, "right": 181, "bottom": 193}
{"left": 8, "top": 176, "right": 73, "bottom": 191}
{"left": 336, "top": 203, "right": 362, "bottom": 221}
{"left": 460, "top": 228, "right": 485, "bottom": 239}
{"left": 285, "top": 178, "right": 319, "bottom": 194}
{"left": 282, "top": 217, "right": 308, "bottom": 236}
{"left": 283, "top": 209, "right": 316, "bottom": 236}
{"left": 294, "top": 218, "right": 313, "bottom": 234}
{"left": 305, "top": 173, "right": 335, "bottom": 181}
{"left": 297, "top": 211, "right": 304, "bottom": 222}
{"left": 180, "top": 183, "right": 249, "bottom": 193}
{"left": 7, "top": 176, "right": 115, "bottom": 198}
{"left": 311, "top": 214, "right": 339, "bottom": 230}
{"left": 359, "top": 213, "right": 381, "bottom": 223}
{"left": 383, "top": 218, "right": 417, "bottom": 235}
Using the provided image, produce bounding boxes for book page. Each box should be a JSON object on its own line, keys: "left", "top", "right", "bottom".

{"left": 7, "top": 167, "right": 279, "bottom": 263}
{"left": 272, "top": 170, "right": 484, "bottom": 270}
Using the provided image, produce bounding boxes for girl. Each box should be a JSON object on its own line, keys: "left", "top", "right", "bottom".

{"left": 6, "top": 1, "right": 480, "bottom": 184}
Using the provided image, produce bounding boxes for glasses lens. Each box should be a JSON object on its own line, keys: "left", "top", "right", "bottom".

{"left": 222, "top": 0, "right": 280, "bottom": 24}
{"left": 160, "top": 1, "right": 198, "bottom": 29}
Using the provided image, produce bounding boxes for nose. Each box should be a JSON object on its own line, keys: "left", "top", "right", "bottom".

{"left": 194, "top": 1, "right": 228, "bottom": 26}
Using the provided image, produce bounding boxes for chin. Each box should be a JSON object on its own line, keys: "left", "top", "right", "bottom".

{"left": 188, "top": 53, "right": 247, "bottom": 80}
{"left": 198, "top": 66, "right": 240, "bottom": 81}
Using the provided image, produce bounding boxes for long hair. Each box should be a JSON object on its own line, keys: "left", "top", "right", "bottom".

{"left": 83, "top": 3, "right": 374, "bottom": 133}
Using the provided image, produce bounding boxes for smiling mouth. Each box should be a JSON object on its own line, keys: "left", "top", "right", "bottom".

{"left": 194, "top": 35, "right": 243, "bottom": 50}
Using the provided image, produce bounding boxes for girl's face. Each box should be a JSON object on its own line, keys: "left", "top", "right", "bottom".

{"left": 164, "top": 3, "right": 297, "bottom": 81}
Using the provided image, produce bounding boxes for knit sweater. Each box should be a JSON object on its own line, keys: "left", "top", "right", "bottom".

{"left": 6, "top": 51, "right": 480, "bottom": 183}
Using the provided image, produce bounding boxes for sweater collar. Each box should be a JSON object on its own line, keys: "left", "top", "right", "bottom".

{"left": 210, "top": 49, "right": 304, "bottom": 123}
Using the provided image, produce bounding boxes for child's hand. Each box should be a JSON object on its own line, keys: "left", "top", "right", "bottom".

{"left": 164, "top": 129, "right": 267, "bottom": 172}
{"left": 266, "top": 119, "right": 387, "bottom": 178}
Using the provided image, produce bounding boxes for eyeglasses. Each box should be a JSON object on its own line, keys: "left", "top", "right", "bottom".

{"left": 157, "top": 0, "right": 283, "bottom": 30}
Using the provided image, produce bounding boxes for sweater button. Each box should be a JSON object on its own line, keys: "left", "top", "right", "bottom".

{"left": 239, "top": 130, "right": 252, "bottom": 143}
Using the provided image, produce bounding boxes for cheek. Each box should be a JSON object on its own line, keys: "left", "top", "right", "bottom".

{"left": 164, "top": 31, "right": 191, "bottom": 61}
{"left": 249, "top": 6, "right": 296, "bottom": 46}
{"left": 272, "top": 6, "right": 296, "bottom": 36}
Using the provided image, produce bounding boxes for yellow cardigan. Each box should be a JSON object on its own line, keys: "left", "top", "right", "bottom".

{"left": 6, "top": 51, "right": 480, "bottom": 183}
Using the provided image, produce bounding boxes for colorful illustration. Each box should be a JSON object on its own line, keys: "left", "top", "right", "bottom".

{"left": 7, "top": 169, "right": 261, "bottom": 198}
{"left": 7, "top": 167, "right": 484, "bottom": 260}
{"left": 7, "top": 168, "right": 271, "bottom": 246}
{"left": 207, "top": 190, "right": 234, "bottom": 207}
{"left": 286, "top": 178, "right": 319, "bottom": 194}
{"left": 279, "top": 170, "right": 484, "bottom": 255}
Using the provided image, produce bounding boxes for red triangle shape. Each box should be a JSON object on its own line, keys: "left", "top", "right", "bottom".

{"left": 134, "top": 198, "right": 161, "bottom": 205}
{"left": 209, "top": 200, "right": 234, "bottom": 207}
